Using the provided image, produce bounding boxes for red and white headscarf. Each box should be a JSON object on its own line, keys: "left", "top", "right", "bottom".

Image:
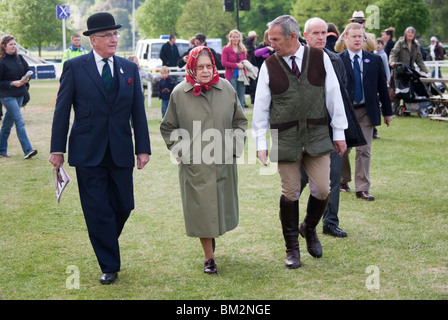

{"left": 185, "top": 46, "right": 220, "bottom": 96}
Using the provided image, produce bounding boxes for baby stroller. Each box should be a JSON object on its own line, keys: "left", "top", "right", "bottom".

{"left": 392, "top": 63, "right": 435, "bottom": 118}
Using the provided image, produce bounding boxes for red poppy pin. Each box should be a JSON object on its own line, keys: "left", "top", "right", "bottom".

{"left": 127, "top": 78, "right": 133, "bottom": 86}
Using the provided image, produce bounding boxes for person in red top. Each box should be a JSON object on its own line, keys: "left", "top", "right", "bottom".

{"left": 221, "top": 29, "right": 247, "bottom": 108}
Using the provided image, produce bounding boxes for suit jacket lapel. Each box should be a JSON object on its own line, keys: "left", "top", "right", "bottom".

{"left": 115, "top": 58, "right": 125, "bottom": 93}
{"left": 362, "top": 50, "right": 370, "bottom": 80}
{"left": 111, "top": 57, "right": 126, "bottom": 107}
{"left": 83, "top": 51, "right": 108, "bottom": 101}
{"left": 342, "top": 51, "right": 354, "bottom": 82}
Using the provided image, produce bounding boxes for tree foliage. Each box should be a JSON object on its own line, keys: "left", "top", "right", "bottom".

{"left": 291, "top": 0, "right": 372, "bottom": 35}
{"left": 0, "top": 0, "right": 61, "bottom": 56}
{"left": 176, "top": 0, "right": 235, "bottom": 41}
{"left": 238, "top": 0, "right": 292, "bottom": 40}
{"left": 424, "top": 0, "right": 448, "bottom": 41}
{"left": 136, "top": 0, "right": 184, "bottom": 38}
{"left": 377, "top": 0, "right": 431, "bottom": 39}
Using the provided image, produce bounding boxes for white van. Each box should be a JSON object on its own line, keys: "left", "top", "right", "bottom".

{"left": 135, "top": 38, "right": 190, "bottom": 96}
{"left": 135, "top": 38, "right": 190, "bottom": 71}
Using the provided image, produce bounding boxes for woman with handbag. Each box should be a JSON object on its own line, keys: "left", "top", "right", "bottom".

{"left": 0, "top": 35, "right": 37, "bottom": 159}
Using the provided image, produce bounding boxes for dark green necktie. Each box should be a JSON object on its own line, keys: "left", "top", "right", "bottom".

{"left": 102, "top": 58, "right": 113, "bottom": 90}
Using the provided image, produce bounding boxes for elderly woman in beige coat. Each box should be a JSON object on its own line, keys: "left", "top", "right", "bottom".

{"left": 160, "top": 46, "right": 248, "bottom": 274}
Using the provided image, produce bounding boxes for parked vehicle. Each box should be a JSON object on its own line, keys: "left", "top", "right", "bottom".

{"left": 134, "top": 38, "right": 190, "bottom": 96}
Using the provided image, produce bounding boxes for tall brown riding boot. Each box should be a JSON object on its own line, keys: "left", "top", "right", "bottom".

{"left": 299, "top": 194, "right": 329, "bottom": 258}
{"left": 279, "top": 195, "right": 301, "bottom": 269}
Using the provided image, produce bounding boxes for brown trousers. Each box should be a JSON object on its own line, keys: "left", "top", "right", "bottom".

{"left": 340, "top": 107, "right": 374, "bottom": 192}
{"left": 278, "top": 152, "right": 331, "bottom": 201}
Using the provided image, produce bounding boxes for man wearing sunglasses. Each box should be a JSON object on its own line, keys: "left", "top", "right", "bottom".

{"left": 334, "top": 11, "right": 376, "bottom": 53}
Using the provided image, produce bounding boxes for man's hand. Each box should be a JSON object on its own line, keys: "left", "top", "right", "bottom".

{"left": 49, "top": 154, "right": 64, "bottom": 170}
{"left": 333, "top": 140, "right": 347, "bottom": 157}
{"left": 137, "top": 153, "right": 150, "bottom": 169}
{"left": 384, "top": 116, "right": 393, "bottom": 127}
{"left": 257, "top": 150, "right": 269, "bottom": 166}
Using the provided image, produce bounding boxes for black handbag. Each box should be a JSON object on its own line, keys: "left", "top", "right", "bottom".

{"left": 22, "top": 83, "right": 30, "bottom": 107}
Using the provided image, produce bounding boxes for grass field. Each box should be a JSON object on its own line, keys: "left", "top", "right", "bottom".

{"left": 0, "top": 80, "right": 447, "bottom": 301}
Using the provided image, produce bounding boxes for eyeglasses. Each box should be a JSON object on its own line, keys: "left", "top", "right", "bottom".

{"left": 93, "top": 31, "right": 120, "bottom": 39}
{"left": 196, "top": 64, "right": 213, "bottom": 71}
{"left": 353, "top": 20, "right": 365, "bottom": 24}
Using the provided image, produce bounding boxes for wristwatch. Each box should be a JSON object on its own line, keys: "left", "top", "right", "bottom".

{"left": 9, "top": 81, "right": 13, "bottom": 87}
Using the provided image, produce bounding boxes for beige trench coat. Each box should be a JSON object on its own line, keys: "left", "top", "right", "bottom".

{"left": 160, "top": 79, "right": 248, "bottom": 238}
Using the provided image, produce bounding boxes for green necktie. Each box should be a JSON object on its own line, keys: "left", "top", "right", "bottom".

{"left": 102, "top": 58, "right": 113, "bottom": 90}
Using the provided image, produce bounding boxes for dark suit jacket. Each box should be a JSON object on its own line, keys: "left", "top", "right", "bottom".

{"left": 339, "top": 50, "right": 393, "bottom": 126}
{"left": 324, "top": 48, "right": 366, "bottom": 147}
{"left": 51, "top": 51, "right": 151, "bottom": 168}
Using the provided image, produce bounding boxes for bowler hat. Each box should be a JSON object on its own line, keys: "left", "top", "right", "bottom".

{"left": 349, "top": 11, "right": 366, "bottom": 22}
{"left": 83, "top": 12, "right": 122, "bottom": 36}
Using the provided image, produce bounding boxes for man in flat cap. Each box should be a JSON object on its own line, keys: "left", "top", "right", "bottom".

{"left": 49, "top": 12, "right": 151, "bottom": 284}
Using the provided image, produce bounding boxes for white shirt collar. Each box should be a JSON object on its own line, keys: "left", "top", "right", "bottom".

{"left": 348, "top": 49, "right": 363, "bottom": 61}
{"left": 93, "top": 49, "right": 114, "bottom": 76}
{"left": 283, "top": 43, "right": 304, "bottom": 65}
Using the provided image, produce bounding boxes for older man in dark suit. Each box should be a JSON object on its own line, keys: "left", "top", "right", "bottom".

{"left": 49, "top": 12, "right": 151, "bottom": 284}
{"left": 339, "top": 22, "right": 392, "bottom": 201}
{"left": 301, "top": 17, "right": 366, "bottom": 238}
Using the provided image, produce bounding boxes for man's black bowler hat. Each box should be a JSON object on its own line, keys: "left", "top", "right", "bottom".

{"left": 83, "top": 12, "right": 122, "bottom": 36}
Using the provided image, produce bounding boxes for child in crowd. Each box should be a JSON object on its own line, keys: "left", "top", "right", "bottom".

{"left": 159, "top": 66, "right": 174, "bottom": 119}
{"left": 374, "top": 38, "right": 391, "bottom": 83}
{"left": 128, "top": 55, "right": 153, "bottom": 106}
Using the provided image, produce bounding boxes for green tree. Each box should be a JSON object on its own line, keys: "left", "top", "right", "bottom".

{"left": 176, "top": 0, "right": 235, "bottom": 41}
{"left": 238, "top": 0, "right": 292, "bottom": 40}
{"left": 377, "top": 0, "right": 430, "bottom": 39}
{"left": 0, "top": 0, "right": 62, "bottom": 56}
{"left": 136, "top": 0, "right": 184, "bottom": 38}
{"left": 291, "top": 0, "right": 372, "bottom": 34}
{"left": 425, "top": 0, "right": 448, "bottom": 42}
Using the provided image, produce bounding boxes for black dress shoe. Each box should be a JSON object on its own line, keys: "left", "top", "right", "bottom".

{"left": 204, "top": 259, "right": 218, "bottom": 274}
{"left": 356, "top": 191, "right": 375, "bottom": 201}
{"left": 340, "top": 183, "right": 350, "bottom": 192}
{"left": 99, "top": 272, "right": 118, "bottom": 284}
{"left": 323, "top": 225, "right": 347, "bottom": 238}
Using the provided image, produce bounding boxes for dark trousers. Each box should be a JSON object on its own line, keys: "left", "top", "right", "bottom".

{"left": 300, "top": 151, "right": 342, "bottom": 227}
{"left": 75, "top": 148, "right": 134, "bottom": 273}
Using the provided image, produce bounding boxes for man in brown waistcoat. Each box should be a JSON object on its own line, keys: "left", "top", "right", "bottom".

{"left": 252, "top": 15, "right": 348, "bottom": 269}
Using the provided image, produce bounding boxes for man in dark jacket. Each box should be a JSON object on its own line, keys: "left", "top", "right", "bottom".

{"left": 177, "top": 33, "right": 223, "bottom": 70}
{"left": 159, "top": 34, "right": 180, "bottom": 67}
{"left": 339, "top": 22, "right": 393, "bottom": 201}
{"left": 301, "top": 17, "right": 366, "bottom": 238}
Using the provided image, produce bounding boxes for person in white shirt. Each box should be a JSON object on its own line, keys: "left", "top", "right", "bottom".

{"left": 252, "top": 15, "right": 347, "bottom": 269}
